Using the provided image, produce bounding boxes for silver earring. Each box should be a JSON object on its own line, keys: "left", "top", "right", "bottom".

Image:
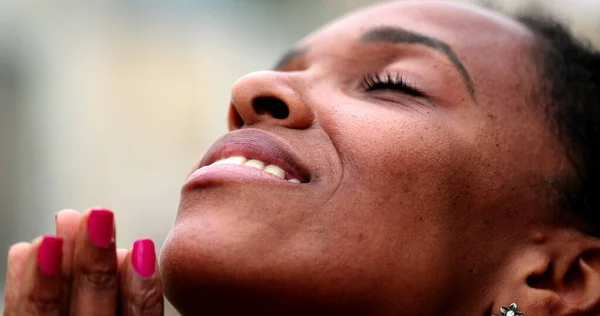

{"left": 500, "top": 303, "right": 523, "bottom": 316}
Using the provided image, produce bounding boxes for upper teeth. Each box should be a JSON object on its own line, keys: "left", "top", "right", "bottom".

{"left": 208, "top": 156, "right": 301, "bottom": 183}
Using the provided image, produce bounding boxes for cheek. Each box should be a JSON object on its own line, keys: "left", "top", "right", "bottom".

{"left": 316, "top": 103, "right": 478, "bottom": 304}
{"left": 327, "top": 104, "right": 465, "bottom": 207}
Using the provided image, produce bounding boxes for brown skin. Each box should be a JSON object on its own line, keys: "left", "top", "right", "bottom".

{"left": 161, "top": 1, "right": 600, "bottom": 315}
{"left": 5, "top": 1, "right": 600, "bottom": 316}
{"left": 3, "top": 209, "right": 163, "bottom": 316}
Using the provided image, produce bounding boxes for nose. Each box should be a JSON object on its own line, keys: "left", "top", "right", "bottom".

{"left": 228, "top": 71, "right": 314, "bottom": 130}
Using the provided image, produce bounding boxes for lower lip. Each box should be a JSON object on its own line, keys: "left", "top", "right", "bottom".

{"left": 183, "top": 164, "right": 296, "bottom": 190}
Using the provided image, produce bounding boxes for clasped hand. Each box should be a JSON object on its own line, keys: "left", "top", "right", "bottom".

{"left": 3, "top": 209, "right": 164, "bottom": 316}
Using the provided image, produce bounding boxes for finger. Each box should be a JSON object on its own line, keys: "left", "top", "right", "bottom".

{"left": 120, "top": 239, "right": 163, "bottom": 316}
{"left": 70, "top": 208, "right": 118, "bottom": 316}
{"left": 4, "top": 236, "right": 63, "bottom": 316}
{"left": 55, "top": 209, "right": 81, "bottom": 275}
{"left": 4, "top": 242, "right": 31, "bottom": 314}
{"left": 117, "top": 248, "right": 128, "bottom": 267}
{"left": 54, "top": 209, "right": 81, "bottom": 314}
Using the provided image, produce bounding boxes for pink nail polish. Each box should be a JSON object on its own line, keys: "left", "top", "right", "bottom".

{"left": 132, "top": 239, "right": 156, "bottom": 278}
{"left": 87, "top": 208, "right": 114, "bottom": 248}
{"left": 38, "top": 235, "right": 63, "bottom": 277}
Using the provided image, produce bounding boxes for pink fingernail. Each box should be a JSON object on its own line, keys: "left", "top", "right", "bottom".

{"left": 39, "top": 235, "right": 63, "bottom": 277}
{"left": 87, "top": 208, "right": 114, "bottom": 248}
{"left": 132, "top": 238, "right": 156, "bottom": 278}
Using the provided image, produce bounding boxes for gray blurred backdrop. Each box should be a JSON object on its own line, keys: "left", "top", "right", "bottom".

{"left": 1, "top": 0, "right": 598, "bottom": 314}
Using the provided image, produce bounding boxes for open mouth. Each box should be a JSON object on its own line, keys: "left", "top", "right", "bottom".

{"left": 190, "top": 129, "right": 312, "bottom": 185}
{"left": 201, "top": 156, "right": 302, "bottom": 183}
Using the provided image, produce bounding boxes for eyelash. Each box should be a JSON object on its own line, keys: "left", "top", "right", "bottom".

{"left": 361, "top": 72, "right": 423, "bottom": 97}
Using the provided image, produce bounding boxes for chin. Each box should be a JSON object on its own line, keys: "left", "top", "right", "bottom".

{"left": 159, "top": 221, "right": 375, "bottom": 316}
{"left": 159, "top": 196, "right": 403, "bottom": 316}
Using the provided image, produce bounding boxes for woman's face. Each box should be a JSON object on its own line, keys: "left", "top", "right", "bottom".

{"left": 161, "top": 1, "right": 567, "bottom": 315}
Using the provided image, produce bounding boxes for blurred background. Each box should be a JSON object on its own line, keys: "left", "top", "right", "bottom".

{"left": 0, "top": 0, "right": 598, "bottom": 314}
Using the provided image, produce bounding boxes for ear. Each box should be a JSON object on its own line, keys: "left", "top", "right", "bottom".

{"left": 493, "top": 230, "right": 600, "bottom": 316}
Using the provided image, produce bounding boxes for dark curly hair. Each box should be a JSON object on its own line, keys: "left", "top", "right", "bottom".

{"left": 515, "top": 13, "right": 600, "bottom": 236}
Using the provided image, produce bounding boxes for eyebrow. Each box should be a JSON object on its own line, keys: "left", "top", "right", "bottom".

{"left": 361, "top": 26, "right": 475, "bottom": 97}
{"left": 273, "top": 47, "right": 307, "bottom": 71}
{"left": 273, "top": 26, "right": 476, "bottom": 98}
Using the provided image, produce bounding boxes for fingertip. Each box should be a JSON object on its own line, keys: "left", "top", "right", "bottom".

{"left": 55, "top": 209, "right": 82, "bottom": 235}
{"left": 119, "top": 239, "right": 163, "bottom": 315}
{"left": 56, "top": 209, "right": 82, "bottom": 230}
{"left": 8, "top": 242, "right": 31, "bottom": 261}
{"left": 79, "top": 207, "right": 112, "bottom": 224}
{"left": 55, "top": 209, "right": 81, "bottom": 221}
{"left": 31, "top": 236, "right": 43, "bottom": 245}
{"left": 86, "top": 208, "right": 115, "bottom": 248}
{"left": 4, "top": 243, "right": 31, "bottom": 313}
{"left": 85, "top": 206, "right": 112, "bottom": 215}
{"left": 117, "top": 248, "right": 129, "bottom": 265}
{"left": 131, "top": 238, "right": 156, "bottom": 278}
{"left": 38, "top": 235, "right": 63, "bottom": 277}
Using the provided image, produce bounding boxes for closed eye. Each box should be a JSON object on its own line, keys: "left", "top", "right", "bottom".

{"left": 361, "top": 72, "right": 423, "bottom": 97}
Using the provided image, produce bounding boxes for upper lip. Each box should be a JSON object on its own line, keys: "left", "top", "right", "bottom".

{"left": 198, "top": 129, "right": 311, "bottom": 183}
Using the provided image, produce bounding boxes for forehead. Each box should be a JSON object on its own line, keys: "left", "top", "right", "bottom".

{"left": 299, "top": 1, "right": 537, "bottom": 103}
{"left": 303, "top": 1, "right": 533, "bottom": 54}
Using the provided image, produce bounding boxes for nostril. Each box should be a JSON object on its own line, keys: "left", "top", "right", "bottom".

{"left": 252, "top": 97, "right": 289, "bottom": 120}
{"left": 229, "top": 105, "right": 244, "bottom": 129}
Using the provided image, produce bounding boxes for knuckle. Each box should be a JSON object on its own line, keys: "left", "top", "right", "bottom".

{"left": 127, "top": 287, "right": 163, "bottom": 315}
{"left": 26, "top": 294, "right": 61, "bottom": 313}
{"left": 81, "top": 269, "right": 118, "bottom": 291}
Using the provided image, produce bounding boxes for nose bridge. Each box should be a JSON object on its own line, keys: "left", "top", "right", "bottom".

{"left": 229, "top": 70, "right": 314, "bottom": 130}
